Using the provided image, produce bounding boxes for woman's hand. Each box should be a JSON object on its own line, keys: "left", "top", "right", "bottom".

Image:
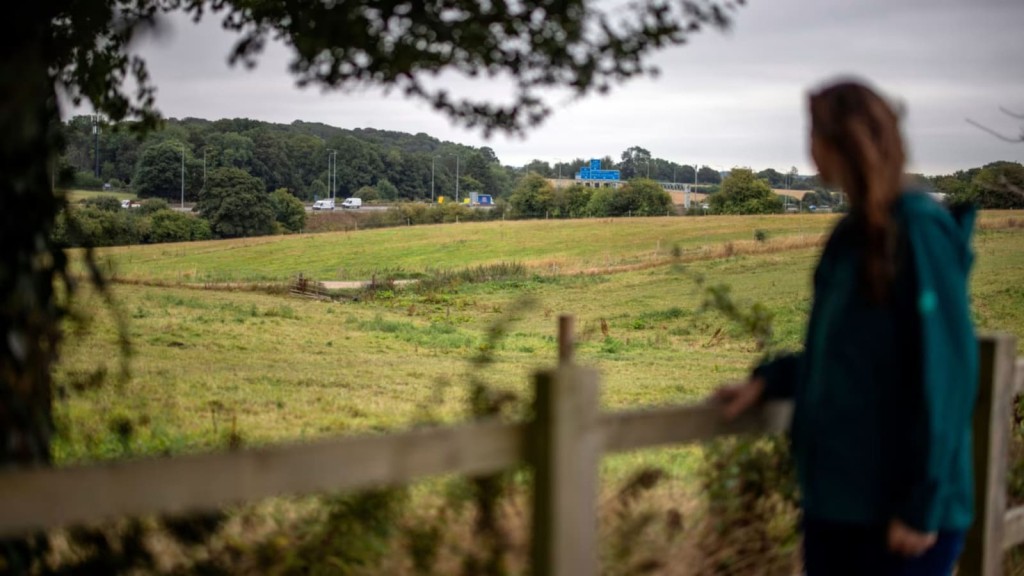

{"left": 712, "top": 377, "right": 765, "bottom": 421}
{"left": 887, "top": 519, "right": 937, "bottom": 557}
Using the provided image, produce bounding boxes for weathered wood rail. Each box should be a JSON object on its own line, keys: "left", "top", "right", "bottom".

{"left": 0, "top": 319, "right": 1019, "bottom": 576}
{"left": 289, "top": 273, "right": 330, "bottom": 300}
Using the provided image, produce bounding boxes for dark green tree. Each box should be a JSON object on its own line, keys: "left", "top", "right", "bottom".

{"left": 251, "top": 129, "right": 299, "bottom": 192}
{"left": 197, "top": 167, "right": 275, "bottom": 238}
{"left": 523, "top": 159, "right": 554, "bottom": 178}
{"left": 509, "top": 173, "right": 555, "bottom": 218}
{"left": 82, "top": 195, "right": 124, "bottom": 212}
{"left": 697, "top": 165, "right": 723, "bottom": 184}
{"left": 375, "top": 178, "right": 399, "bottom": 201}
{"left": 619, "top": 146, "right": 652, "bottom": 180}
{"left": 756, "top": 168, "right": 786, "bottom": 188}
{"left": 133, "top": 140, "right": 200, "bottom": 201}
{"left": 967, "top": 161, "right": 1024, "bottom": 208}
{"left": 331, "top": 136, "right": 383, "bottom": 197}
{"left": 620, "top": 179, "right": 674, "bottom": 215}
{"left": 587, "top": 178, "right": 671, "bottom": 216}
{"left": 355, "top": 185, "right": 380, "bottom": 202}
{"left": 269, "top": 188, "right": 307, "bottom": 233}
{"left": 138, "top": 198, "right": 170, "bottom": 215}
{"left": 553, "top": 184, "right": 593, "bottom": 218}
{"left": 710, "top": 168, "right": 784, "bottom": 214}
{"left": 149, "top": 210, "right": 211, "bottom": 243}
{"left": 465, "top": 152, "right": 499, "bottom": 196}
{"left": 677, "top": 164, "right": 697, "bottom": 184}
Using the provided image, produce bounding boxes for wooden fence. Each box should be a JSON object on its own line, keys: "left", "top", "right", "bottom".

{"left": 0, "top": 317, "right": 1021, "bottom": 576}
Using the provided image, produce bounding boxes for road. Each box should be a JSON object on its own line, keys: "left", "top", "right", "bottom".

{"left": 306, "top": 205, "right": 391, "bottom": 213}
{"left": 320, "top": 279, "right": 418, "bottom": 289}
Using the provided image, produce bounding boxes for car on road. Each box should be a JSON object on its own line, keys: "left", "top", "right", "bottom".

{"left": 312, "top": 199, "right": 335, "bottom": 211}
{"left": 341, "top": 197, "right": 362, "bottom": 209}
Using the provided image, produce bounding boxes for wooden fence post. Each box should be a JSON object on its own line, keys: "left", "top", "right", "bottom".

{"left": 961, "top": 333, "right": 1018, "bottom": 576}
{"left": 531, "top": 316, "right": 600, "bottom": 576}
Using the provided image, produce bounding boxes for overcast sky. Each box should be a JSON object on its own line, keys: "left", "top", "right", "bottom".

{"left": 96, "top": 0, "right": 1024, "bottom": 175}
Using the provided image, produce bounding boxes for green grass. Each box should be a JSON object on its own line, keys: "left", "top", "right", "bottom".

{"left": 83, "top": 213, "right": 842, "bottom": 283}
{"left": 42, "top": 212, "right": 1024, "bottom": 574}
{"left": 63, "top": 188, "right": 138, "bottom": 202}
{"left": 52, "top": 217, "right": 1024, "bottom": 473}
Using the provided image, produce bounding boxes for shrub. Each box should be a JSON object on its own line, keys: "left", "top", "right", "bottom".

{"left": 74, "top": 170, "right": 104, "bottom": 189}
{"left": 148, "top": 211, "right": 198, "bottom": 244}
{"left": 711, "top": 168, "right": 784, "bottom": 214}
{"left": 82, "top": 195, "right": 124, "bottom": 212}
{"left": 138, "top": 198, "right": 170, "bottom": 215}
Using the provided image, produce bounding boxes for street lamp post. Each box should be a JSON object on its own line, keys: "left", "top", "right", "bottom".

{"left": 180, "top": 143, "right": 185, "bottom": 209}
{"left": 434, "top": 154, "right": 460, "bottom": 202}
{"left": 203, "top": 148, "right": 209, "bottom": 193}
{"left": 93, "top": 115, "right": 100, "bottom": 179}
{"left": 326, "top": 149, "right": 337, "bottom": 200}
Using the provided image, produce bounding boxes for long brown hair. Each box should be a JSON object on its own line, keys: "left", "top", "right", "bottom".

{"left": 809, "top": 80, "right": 906, "bottom": 302}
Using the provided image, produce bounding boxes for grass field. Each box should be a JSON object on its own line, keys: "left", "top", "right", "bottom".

{"left": 54, "top": 213, "right": 1024, "bottom": 465}
{"left": 85, "top": 214, "right": 840, "bottom": 283}
{"left": 63, "top": 188, "right": 138, "bottom": 202}
{"left": 46, "top": 211, "right": 1024, "bottom": 573}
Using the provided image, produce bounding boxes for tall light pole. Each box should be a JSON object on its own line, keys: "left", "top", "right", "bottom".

{"left": 202, "top": 147, "right": 210, "bottom": 194}
{"left": 435, "top": 154, "right": 460, "bottom": 202}
{"left": 180, "top": 143, "right": 185, "bottom": 209}
{"left": 93, "top": 115, "right": 100, "bottom": 179}
{"left": 326, "top": 149, "right": 337, "bottom": 200}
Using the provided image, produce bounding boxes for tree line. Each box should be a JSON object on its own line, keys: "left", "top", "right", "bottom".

{"left": 59, "top": 116, "right": 510, "bottom": 203}
{"left": 59, "top": 117, "right": 842, "bottom": 205}
{"left": 58, "top": 115, "right": 1023, "bottom": 243}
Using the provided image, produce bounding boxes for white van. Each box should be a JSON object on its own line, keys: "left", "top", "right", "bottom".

{"left": 341, "top": 197, "right": 362, "bottom": 209}
{"left": 312, "top": 199, "right": 335, "bottom": 211}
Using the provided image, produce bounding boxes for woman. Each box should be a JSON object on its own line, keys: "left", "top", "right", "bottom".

{"left": 715, "top": 80, "right": 978, "bottom": 575}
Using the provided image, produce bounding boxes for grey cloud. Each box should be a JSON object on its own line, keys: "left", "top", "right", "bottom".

{"left": 75, "top": 1, "right": 1024, "bottom": 174}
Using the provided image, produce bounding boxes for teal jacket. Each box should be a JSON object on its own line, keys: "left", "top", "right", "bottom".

{"left": 755, "top": 192, "right": 978, "bottom": 532}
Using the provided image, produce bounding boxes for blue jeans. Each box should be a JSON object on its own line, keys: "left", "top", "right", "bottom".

{"left": 802, "top": 517, "right": 965, "bottom": 576}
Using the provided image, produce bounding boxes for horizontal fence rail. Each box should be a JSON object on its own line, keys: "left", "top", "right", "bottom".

{"left": 1004, "top": 508, "right": 1024, "bottom": 551}
{"left": 1016, "top": 359, "right": 1024, "bottom": 395}
{"left": 0, "top": 402, "right": 792, "bottom": 539}
{"left": 600, "top": 401, "right": 792, "bottom": 454}
{"left": 0, "top": 420, "right": 526, "bottom": 538}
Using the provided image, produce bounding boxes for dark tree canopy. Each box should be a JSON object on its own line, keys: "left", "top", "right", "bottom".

{"left": 132, "top": 140, "right": 199, "bottom": 201}
{"left": 198, "top": 167, "right": 275, "bottom": 238}
{"left": 269, "top": 188, "right": 307, "bottom": 233}
{"left": 587, "top": 178, "right": 671, "bottom": 216}
{"left": 509, "top": 173, "right": 556, "bottom": 218}
{"left": 709, "top": 168, "right": 783, "bottom": 214}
